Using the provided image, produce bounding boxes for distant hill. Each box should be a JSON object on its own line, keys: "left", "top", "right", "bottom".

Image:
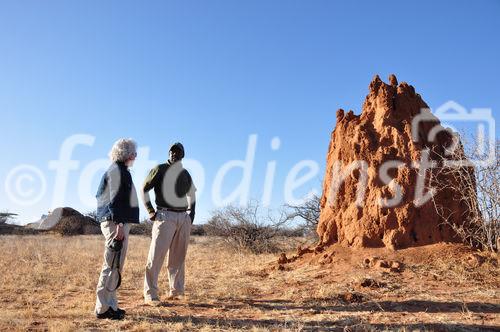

{"left": 40, "top": 207, "right": 101, "bottom": 236}
{"left": 0, "top": 207, "right": 100, "bottom": 236}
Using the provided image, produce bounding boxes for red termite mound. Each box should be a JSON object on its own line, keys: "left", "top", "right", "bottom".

{"left": 317, "top": 74, "right": 474, "bottom": 249}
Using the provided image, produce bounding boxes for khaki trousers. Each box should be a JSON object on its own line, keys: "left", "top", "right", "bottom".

{"left": 95, "top": 221, "right": 131, "bottom": 314}
{"left": 144, "top": 210, "right": 191, "bottom": 300}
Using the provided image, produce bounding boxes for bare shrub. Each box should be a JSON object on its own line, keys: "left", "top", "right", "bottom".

{"left": 430, "top": 138, "right": 499, "bottom": 251}
{"left": 190, "top": 224, "right": 207, "bottom": 236}
{"left": 129, "top": 220, "right": 206, "bottom": 237}
{"left": 0, "top": 211, "right": 17, "bottom": 224}
{"left": 285, "top": 194, "right": 320, "bottom": 238}
{"left": 205, "top": 203, "right": 288, "bottom": 254}
{"left": 130, "top": 220, "right": 153, "bottom": 236}
{"left": 275, "top": 226, "right": 306, "bottom": 237}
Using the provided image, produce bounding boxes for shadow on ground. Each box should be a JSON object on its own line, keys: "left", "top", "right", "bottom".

{"left": 131, "top": 298, "right": 499, "bottom": 331}
{"left": 134, "top": 313, "right": 498, "bottom": 331}
{"left": 160, "top": 298, "right": 500, "bottom": 314}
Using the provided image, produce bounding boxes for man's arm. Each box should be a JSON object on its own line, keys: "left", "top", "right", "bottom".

{"left": 186, "top": 172, "right": 196, "bottom": 223}
{"left": 187, "top": 192, "right": 196, "bottom": 223}
{"left": 142, "top": 166, "right": 159, "bottom": 219}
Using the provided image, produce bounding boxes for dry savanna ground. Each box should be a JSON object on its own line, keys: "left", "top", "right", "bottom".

{"left": 0, "top": 234, "right": 498, "bottom": 331}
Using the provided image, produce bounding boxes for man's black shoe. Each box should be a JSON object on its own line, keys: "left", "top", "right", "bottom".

{"left": 96, "top": 308, "right": 124, "bottom": 320}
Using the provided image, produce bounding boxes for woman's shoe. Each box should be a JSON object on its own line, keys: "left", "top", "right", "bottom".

{"left": 96, "top": 308, "right": 124, "bottom": 320}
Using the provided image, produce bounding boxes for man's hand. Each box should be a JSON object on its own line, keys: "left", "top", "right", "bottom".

{"left": 187, "top": 209, "right": 195, "bottom": 224}
{"left": 115, "top": 223, "right": 125, "bottom": 241}
{"left": 149, "top": 211, "right": 157, "bottom": 221}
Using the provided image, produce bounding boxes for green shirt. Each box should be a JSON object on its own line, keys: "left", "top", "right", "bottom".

{"left": 142, "top": 161, "right": 196, "bottom": 214}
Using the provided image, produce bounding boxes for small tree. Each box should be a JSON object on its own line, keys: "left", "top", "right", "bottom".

{"left": 430, "top": 137, "right": 499, "bottom": 251}
{"left": 285, "top": 194, "right": 321, "bottom": 237}
{"left": 205, "top": 202, "right": 288, "bottom": 254}
{"left": 0, "top": 211, "right": 17, "bottom": 224}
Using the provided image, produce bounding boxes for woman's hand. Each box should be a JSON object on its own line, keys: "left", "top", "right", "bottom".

{"left": 115, "top": 223, "right": 125, "bottom": 241}
{"left": 149, "top": 211, "right": 157, "bottom": 221}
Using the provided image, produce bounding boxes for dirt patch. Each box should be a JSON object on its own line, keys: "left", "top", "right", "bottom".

{"left": 363, "top": 257, "right": 403, "bottom": 272}
{"left": 338, "top": 292, "right": 367, "bottom": 303}
{"left": 358, "top": 278, "right": 387, "bottom": 289}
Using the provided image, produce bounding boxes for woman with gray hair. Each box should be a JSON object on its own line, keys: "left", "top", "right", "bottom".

{"left": 94, "top": 138, "right": 139, "bottom": 320}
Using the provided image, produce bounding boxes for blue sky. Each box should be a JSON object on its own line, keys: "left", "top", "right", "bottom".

{"left": 1, "top": 0, "right": 499, "bottom": 224}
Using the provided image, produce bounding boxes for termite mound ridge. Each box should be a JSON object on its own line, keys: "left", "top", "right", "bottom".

{"left": 317, "top": 74, "right": 475, "bottom": 249}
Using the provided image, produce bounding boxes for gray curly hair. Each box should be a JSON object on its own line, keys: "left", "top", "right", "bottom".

{"left": 109, "top": 138, "right": 137, "bottom": 162}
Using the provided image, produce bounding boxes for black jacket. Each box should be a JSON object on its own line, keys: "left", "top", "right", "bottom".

{"left": 96, "top": 162, "right": 140, "bottom": 224}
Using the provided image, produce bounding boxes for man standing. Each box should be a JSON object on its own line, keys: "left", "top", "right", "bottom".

{"left": 143, "top": 142, "right": 196, "bottom": 305}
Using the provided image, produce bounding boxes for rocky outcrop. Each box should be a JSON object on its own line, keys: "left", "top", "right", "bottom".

{"left": 317, "top": 75, "right": 475, "bottom": 249}
{"left": 39, "top": 207, "right": 100, "bottom": 235}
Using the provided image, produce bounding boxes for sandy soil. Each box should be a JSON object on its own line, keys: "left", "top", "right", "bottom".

{"left": 0, "top": 235, "right": 498, "bottom": 331}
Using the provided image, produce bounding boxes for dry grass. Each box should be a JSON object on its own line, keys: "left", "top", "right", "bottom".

{"left": 0, "top": 235, "right": 498, "bottom": 331}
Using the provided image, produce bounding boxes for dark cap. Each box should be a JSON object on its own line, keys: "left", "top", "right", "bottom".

{"left": 169, "top": 142, "right": 185, "bottom": 159}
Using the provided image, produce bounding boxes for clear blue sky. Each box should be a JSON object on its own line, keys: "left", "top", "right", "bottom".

{"left": 1, "top": 0, "right": 499, "bottom": 224}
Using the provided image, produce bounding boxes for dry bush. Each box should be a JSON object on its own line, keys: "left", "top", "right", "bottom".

{"left": 0, "top": 223, "right": 40, "bottom": 235}
{"left": 285, "top": 194, "right": 320, "bottom": 238}
{"left": 190, "top": 224, "right": 207, "bottom": 236}
{"left": 129, "top": 220, "right": 207, "bottom": 237}
{"left": 431, "top": 138, "right": 499, "bottom": 251}
{"left": 129, "top": 220, "right": 206, "bottom": 237}
{"left": 129, "top": 219, "right": 153, "bottom": 236}
{"left": 275, "top": 226, "right": 306, "bottom": 237}
{"left": 205, "top": 203, "right": 289, "bottom": 253}
{"left": 0, "top": 211, "right": 17, "bottom": 224}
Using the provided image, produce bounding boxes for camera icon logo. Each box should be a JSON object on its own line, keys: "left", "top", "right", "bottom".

{"left": 412, "top": 100, "right": 496, "bottom": 167}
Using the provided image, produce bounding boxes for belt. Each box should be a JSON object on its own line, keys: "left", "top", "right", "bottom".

{"left": 158, "top": 207, "right": 188, "bottom": 212}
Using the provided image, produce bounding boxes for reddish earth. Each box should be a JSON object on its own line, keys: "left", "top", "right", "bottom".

{"left": 317, "top": 74, "right": 475, "bottom": 249}
{"left": 272, "top": 242, "right": 499, "bottom": 330}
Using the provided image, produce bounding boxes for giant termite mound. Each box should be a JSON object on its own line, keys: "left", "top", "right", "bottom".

{"left": 317, "top": 74, "right": 475, "bottom": 249}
